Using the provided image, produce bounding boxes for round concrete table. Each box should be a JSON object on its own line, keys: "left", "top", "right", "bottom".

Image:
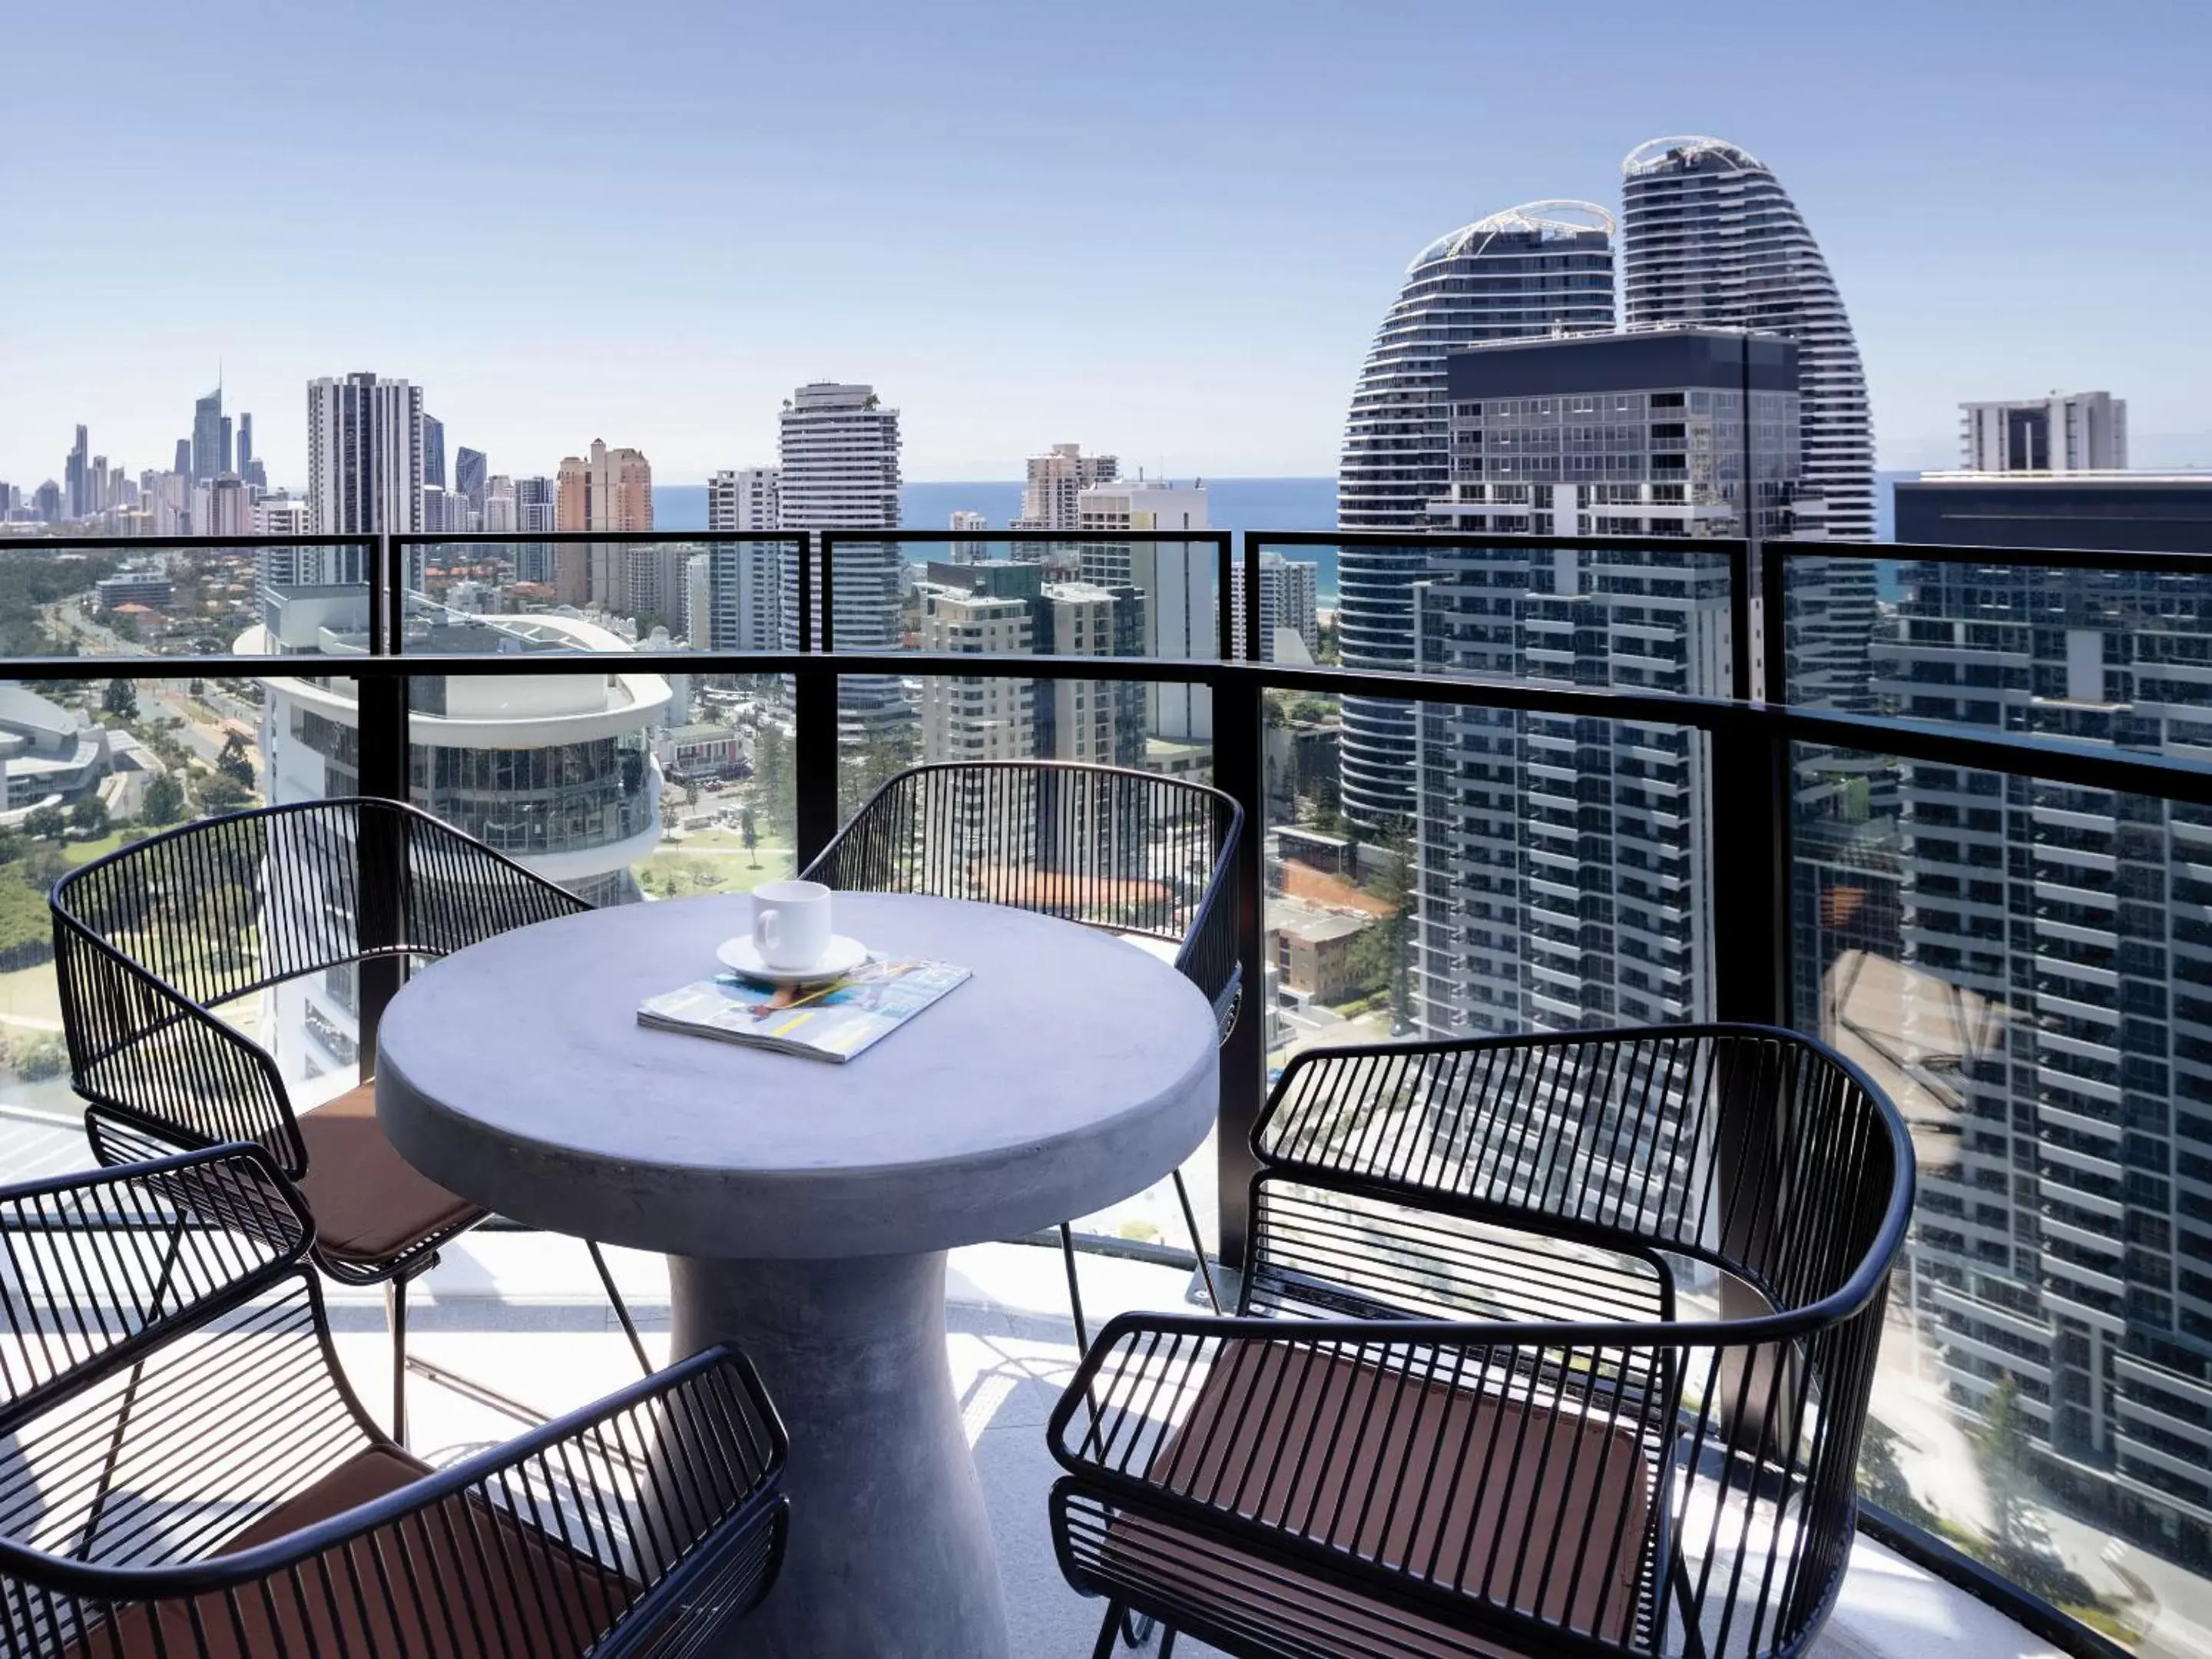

{"left": 376, "top": 892, "right": 1220, "bottom": 1658}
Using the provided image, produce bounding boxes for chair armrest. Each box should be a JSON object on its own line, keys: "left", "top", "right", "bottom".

{"left": 7, "top": 1347, "right": 788, "bottom": 1651}
{"left": 0, "top": 1145, "right": 312, "bottom": 1432}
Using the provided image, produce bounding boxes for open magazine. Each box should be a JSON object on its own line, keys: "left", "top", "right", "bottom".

{"left": 637, "top": 955, "right": 972, "bottom": 1064}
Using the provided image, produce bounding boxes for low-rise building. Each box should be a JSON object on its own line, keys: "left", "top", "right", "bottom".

{"left": 654, "top": 722, "right": 744, "bottom": 780}
{"left": 1267, "top": 898, "right": 1374, "bottom": 1005}
{"left": 95, "top": 573, "right": 175, "bottom": 614}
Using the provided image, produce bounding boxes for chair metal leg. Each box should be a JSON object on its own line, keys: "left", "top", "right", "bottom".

{"left": 1122, "top": 1604, "right": 1159, "bottom": 1647}
{"left": 1058, "top": 1222, "right": 1091, "bottom": 1354}
{"left": 1155, "top": 1625, "right": 1177, "bottom": 1657}
{"left": 1091, "top": 1602, "right": 1127, "bottom": 1659}
{"left": 587, "top": 1238, "right": 654, "bottom": 1376}
{"left": 386, "top": 1276, "right": 409, "bottom": 1447}
{"left": 1169, "top": 1171, "right": 1222, "bottom": 1316}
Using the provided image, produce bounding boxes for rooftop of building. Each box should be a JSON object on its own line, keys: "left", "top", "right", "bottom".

{"left": 1910, "top": 469, "right": 2212, "bottom": 485}
{"left": 1264, "top": 896, "right": 1373, "bottom": 944}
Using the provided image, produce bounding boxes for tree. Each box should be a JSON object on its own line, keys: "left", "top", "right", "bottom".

{"left": 0, "top": 827, "right": 25, "bottom": 866}
{"left": 750, "top": 724, "right": 796, "bottom": 842}
{"left": 200, "top": 771, "right": 251, "bottom": 814}
{"left": 68, "top": 796, "right": 110, "bottom": 838}
{"left": 684, "top": 780, "right": 701, "bottom": 810}
{"left": 141, "top": 772, "right": 185, "bottom": 826}
{"left": 1973, "top": 1375, "right": 2035, "bottom": 1552}
{"left": 216, "top": 733, "right": 255, "bottom": 793}
{"left": 101, "top": 677, "right": 138, "bottom": 720}
{"left": 740, "top": 806, "right": 760, "bottom": 868}
{"left": 24, "top": 806, "right": 65, "bottom": 843}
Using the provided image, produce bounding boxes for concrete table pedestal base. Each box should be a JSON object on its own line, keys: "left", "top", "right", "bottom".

{"left": 671, "top": 1253, "right": 1009, "bottom": 1659}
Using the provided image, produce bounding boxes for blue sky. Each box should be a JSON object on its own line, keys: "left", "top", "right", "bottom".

{"left": 5, "top": 2, "right": 2207, "bottom": 488}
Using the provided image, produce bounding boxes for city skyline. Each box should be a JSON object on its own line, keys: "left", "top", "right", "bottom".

{"left": 4, "top": 4, "right": 2207, "bottom": 487}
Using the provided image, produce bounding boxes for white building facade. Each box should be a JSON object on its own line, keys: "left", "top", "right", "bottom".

{"left": 1962, "top": 392, "right": 2128, "bottom": 473}
{"left": 709, "top": 466, "right": 781, "bottom": 531}
{"left": 245, "top": 591, "right": 667, "bottom": 1089}
{"left": 776, "top": 383, "right": 905, "bottom": 737}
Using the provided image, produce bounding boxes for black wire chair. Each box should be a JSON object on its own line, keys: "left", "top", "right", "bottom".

{"left": 49, "top": 797, "right": 654, "bottom": 1445}
{"left": 803, "top": 760, "right": 1243, "bottom": 1346}
{"left": 1047, "top": 1025, "right": 1912, "bottom": 1659}
{"left": 0, "top": 1145, "right": 787, "bottom": 1657}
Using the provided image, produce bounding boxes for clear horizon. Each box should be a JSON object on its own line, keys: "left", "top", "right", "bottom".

{"left": 5, "top": 2, "right": 2208, "bottom": 491}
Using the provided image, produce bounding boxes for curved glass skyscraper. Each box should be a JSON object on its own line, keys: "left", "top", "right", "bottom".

{"left": 1335, "top": 202, "right": 1615, "bottom": 827}
{"left": 1620, "top": 137, "right": 1876, "bottom": 544}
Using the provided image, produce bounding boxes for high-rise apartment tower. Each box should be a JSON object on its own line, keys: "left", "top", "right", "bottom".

{"left": 1335, "top": 202, "right": 1617, "bottom": 828}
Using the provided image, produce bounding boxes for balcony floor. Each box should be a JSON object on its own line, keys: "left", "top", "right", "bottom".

{"left": 293, "top": 1233, "right": 2051, "bottom": 1659}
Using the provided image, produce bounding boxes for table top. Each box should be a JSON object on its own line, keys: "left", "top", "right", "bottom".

{"left": 376, "top": 892, "right": 1221, "bottom": 1259}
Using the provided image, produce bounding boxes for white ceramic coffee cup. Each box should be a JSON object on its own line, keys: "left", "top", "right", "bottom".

{"left": 752, "top": 879, "right": 834, "bottom": 969}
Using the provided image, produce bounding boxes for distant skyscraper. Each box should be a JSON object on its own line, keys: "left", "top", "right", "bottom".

{"left": 705, "top": 465, "right": 783, "bottom": 654}
{"left": 304, "top": 373, "right": 426, "bottom": 581}
{"left": 422, "top": 414, "right": 446, "bottom": 489}
{"left": 1011, "top": 443, "right": 1118, "bottom": 531}
{"left": 196, "top": 474, "right": 254, "bottom": 536}
{"left": 65, "top": 426, "right": 90, "bottom": 520}
{"left": 554, "top": 440, "right": 652, "bottom": 609}
{"left": 1620, "top": 137, "right": 1875, "bottom": 543}
{"left": 1230, "top": 551, "right": 1320, "bottom": 662}
{"left": 174, "top": 438, "right": 192, "bottom": 478}
{"left": 555, "top": 440, "right": 653, "bottom": 531}
{"left": 455, "top": 446, "right": 488, "bottom": 517}
{"left": 33, "top": 482, "right": 61, "bottom": 523}
{"left": 1335, "top": 200, "right": 1617, "bottom": 828}
{"left": 1075, "top": 478, "right": 1212, "bottom": 740}
{"left": 920, "top": 590, "right": 1035, "bottom": 762}
{"left": 422, "top": 486, "right": 474, "bottom": 533}
{"left": 193, "top": 387, "right": 224, "bottom": 482}
{"left": 219, "top": 415, "right": 234, "bottom": 479}
{"left": 482, "top": 475, "right": 518, "bottom": 534}
{"left": 515, "top": 475, "right": 556, "bottom": 531}
{"left": 1410, "top": 329, "right": 1806, "bottom": 1040}
{"left": 777, "top": 383, "right": 904, "bottom": 737}
{"left": 1961, "top": 391, "right": 2128, "bottom": 473}
{"left": 237, "top": 412, "right": 253, "bottom": 476}
{"left": 708, "top": 467, "right": 780, "bottom": 531}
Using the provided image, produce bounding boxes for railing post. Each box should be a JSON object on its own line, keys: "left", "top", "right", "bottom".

{"left": 1211, "top": 665, "right": 1267, "bottom": 1278}
{"left": 1708, "top": 707, "right": 1790, "bottom": 1029}
{"left": 793, "top": 533, "right": 839, "bottom": 866}
{"left": 355, "top": 531, "right": 409, "bottom": 1083}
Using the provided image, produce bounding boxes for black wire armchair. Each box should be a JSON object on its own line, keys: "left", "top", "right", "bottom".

{"left": 49, "top": 798, "right": 653, "bottom": 1443}
{"left": 1048, "top": 1025, "right": 1912, "bottom": 1659}
{"left": 0, "top": 1146, "right": 787, "bottom": 1658}
{"left": 803, "top": 760, "right": 1243, "bottom": 1343}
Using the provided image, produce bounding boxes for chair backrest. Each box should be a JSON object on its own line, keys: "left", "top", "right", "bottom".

{"left": 807, "top": 759, "right": 1240, "bottom": 943}
{"left": 1247, "top": 1027, "right": 1912, "bottom": 1657}
{"left": 1255, "top": 1025, "right": 1908, "bottom": 1320}
{"left": 51, "top": 799, "right": 588, "bottom": 1167}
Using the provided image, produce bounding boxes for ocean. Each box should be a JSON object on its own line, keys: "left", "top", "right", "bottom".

{"left": 652, "top": 471, "right": 1916, "bottom": 607}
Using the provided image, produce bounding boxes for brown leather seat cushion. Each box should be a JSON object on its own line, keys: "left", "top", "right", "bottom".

{"left": 294, "top": 1083, "right": 485, "bottom": 1270}
{"left": 67, "top": 1446, "right": 641, "bottom": 1657}
{"left": 1101, "top": 1340, "right": 1655, "bottom": 1654}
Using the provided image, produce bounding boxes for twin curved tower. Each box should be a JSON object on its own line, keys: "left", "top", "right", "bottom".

{"left": 1335, "top": 137, "right": 1876, "bottom": 826}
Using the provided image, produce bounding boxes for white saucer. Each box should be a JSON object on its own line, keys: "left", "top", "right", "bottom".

{"left": 717, "top": 933, "right": 869, "bottom": 986}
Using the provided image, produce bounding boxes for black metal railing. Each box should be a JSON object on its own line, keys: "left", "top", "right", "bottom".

{"left": 11, "top": 525, "right": 2206, "bottom": 1658}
